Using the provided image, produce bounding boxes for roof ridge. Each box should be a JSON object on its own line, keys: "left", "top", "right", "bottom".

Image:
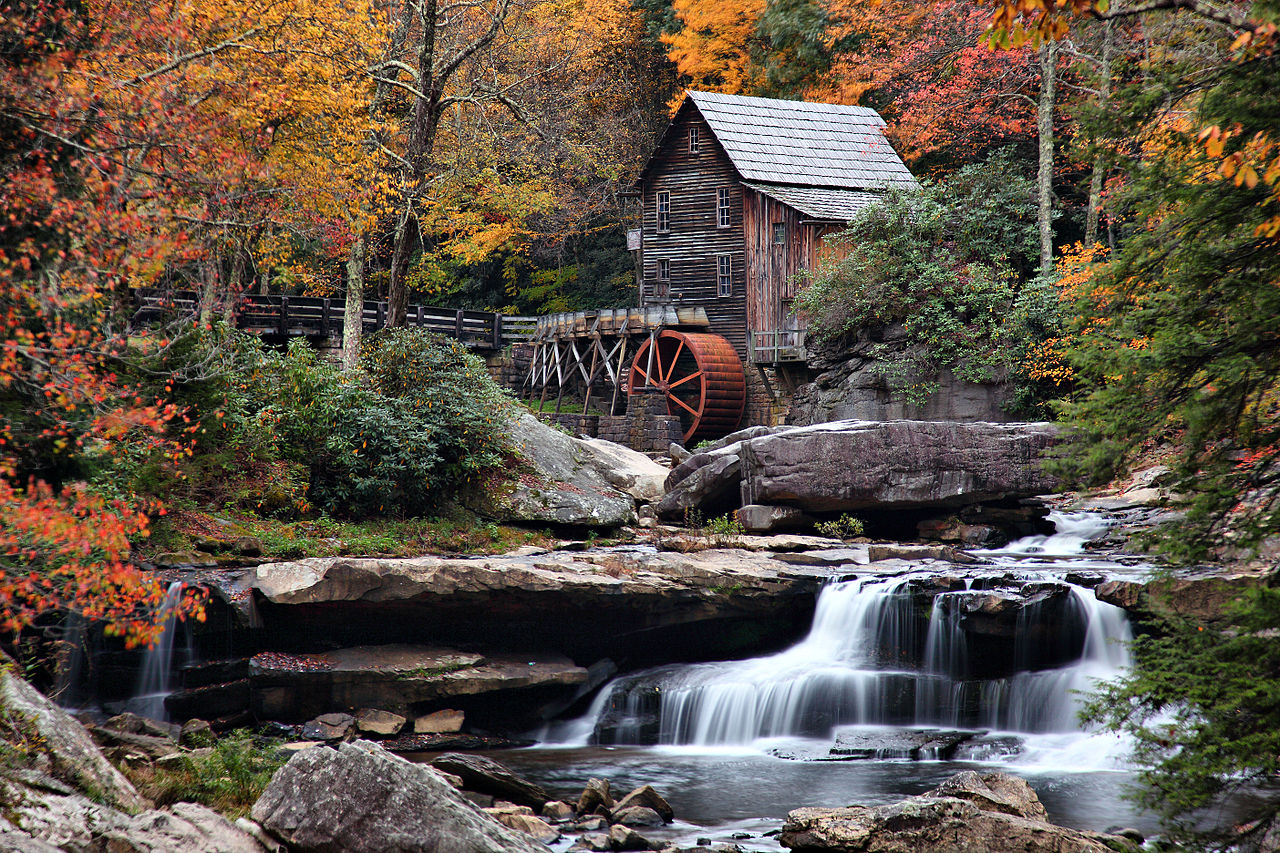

{"left": 687, "top": 89, "right": 881, "bottom": 115}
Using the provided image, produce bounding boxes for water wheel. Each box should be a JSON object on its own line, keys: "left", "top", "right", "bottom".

{"left": 628, "top": 330, "right": 745, "bottom": 443}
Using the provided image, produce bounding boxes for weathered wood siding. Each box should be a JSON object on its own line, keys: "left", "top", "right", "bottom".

{"left": 742, "top": 188, "right": 844, "bottom": 357}
{"left": 638, "top": 102, "right": 748, "bottom": 356}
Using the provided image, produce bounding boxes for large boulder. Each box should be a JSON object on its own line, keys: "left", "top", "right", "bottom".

{"left": 0, "top": 663, "right": 146, "bottom": 812}
{"left": 655, "top": 453, "right": 741, "bottom": 521}
{"left": 780, "top": 771, "right": 1135, "bottom": 853}
{"left": 4, "top": 789, "right": 274, "bottom": 853}
{"left": 0, "top": 665, "right": 270, "bottom": 853}
{"left": 658, "top": 421, "right": 1059, "bottom": 521}
{"left": 252, "top": 740, "right": 547, "bottom": 853}
{"left": 473, "top": 412, "right": 637, "bottom": 528}
{"left": 740, "top": 420, "right": 1061, "bottom": 513}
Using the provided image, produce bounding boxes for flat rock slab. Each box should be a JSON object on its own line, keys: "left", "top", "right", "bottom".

{"left": 250, "top": 645, "right": 588, "bottom": 722}
{"left": 251, "top": 547, "right": 827, "bottom": 666}
{"left": 828, "top": 728, "right": 986, "bottom": 761}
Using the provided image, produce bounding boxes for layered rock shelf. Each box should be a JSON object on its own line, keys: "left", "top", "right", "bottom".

{"left": 251, "top": 546, "right": 830, "bottom": 665}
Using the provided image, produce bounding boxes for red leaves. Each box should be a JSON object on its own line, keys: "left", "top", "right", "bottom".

{"left": 0, "top": 480, "right": 205, "bottom": 648}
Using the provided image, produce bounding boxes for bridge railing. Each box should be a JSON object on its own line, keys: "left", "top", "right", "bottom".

{"left": 133, "top": 290, "right": 536, "bottom": 349}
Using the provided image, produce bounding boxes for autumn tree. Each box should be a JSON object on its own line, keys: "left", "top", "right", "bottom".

{"left": 372, "top": 0, "right": 663, "bottom": 324}
{"left": 985, "top": 0, "right": 1279, "bottom": 839}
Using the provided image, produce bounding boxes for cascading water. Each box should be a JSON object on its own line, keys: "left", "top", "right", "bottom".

{"left": 555, "top": 511, "right": 1138, "bottom": 770}
{"left": 125, "top": 580, "right": 190, "bottom": 721}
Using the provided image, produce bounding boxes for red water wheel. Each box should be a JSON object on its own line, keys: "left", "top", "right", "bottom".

{"left": 627, "top": 330, "right": 745, "bottom": 443}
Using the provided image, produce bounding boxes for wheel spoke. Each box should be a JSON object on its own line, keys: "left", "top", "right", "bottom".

{"left": 663, "top": 341, "right": 685, "bottom": 382}
{"left": 652, "top": 342, "right": 665, "bottom": 385}
{"left": 634, "top": 362, "right": 652, "bottom": 385}
{"left": 667, "top": 370, "right": 703, "bottom": 390}
{"left": 667, "top": 393, "right": 699, "bottom": 417}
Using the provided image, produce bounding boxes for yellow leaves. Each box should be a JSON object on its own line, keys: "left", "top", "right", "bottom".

{"left": 662, "top": 0, "right": 765, "bottom": 93}
{"left": 1198, "top": 126, "right": 1280, "bottom": 239}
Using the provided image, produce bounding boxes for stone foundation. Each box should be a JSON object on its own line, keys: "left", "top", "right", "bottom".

{"left": 597, "top": 388, "right": 683, "bottom": 453}
{"left": 485, "top": 343, "right": 533, "bottom": 394}
{"left": 544, "top": 414, "right": 599, "bottom": 437}
{"left": 743, "top": 364, "right": 805, "bottom": 429}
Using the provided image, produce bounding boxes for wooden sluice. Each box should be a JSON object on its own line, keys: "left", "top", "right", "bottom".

{"left": 522, "top": 306, "right": 711, "bottom": 416}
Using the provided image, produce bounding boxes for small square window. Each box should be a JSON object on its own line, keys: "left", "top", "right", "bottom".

{"left": 773, "top": 222, "right": 786, "bottom": 245}
{"left": 717, "top": 255, "right": 732, "bottom": 297}
{"left": 717, "top": 188, "right": 732, "bottom": 228}
{"left": 689, "top": 126, "right": 700, "bottom": 155}
{"left": 656, "top": 191, "right": 670, "bottom": 233}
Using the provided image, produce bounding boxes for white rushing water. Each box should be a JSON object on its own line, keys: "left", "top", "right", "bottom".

{"left": 546, "top": 512, "right": 1139, "bottom": 772}
{"left": 125, "top": 580, "right": 190, "bottom": 721}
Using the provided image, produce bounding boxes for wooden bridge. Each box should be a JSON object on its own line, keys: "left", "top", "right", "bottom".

{"left": 132, "top": 289, "right": 537, "bottom": 350}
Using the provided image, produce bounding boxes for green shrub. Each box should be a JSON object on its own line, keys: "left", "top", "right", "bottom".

{"left": 794, "top": 149, "right": 1060, "bottom": 414}
{"left": 704, "top": 512, "right": 745, "bottom": 539}
{"left": 816, "top": 514, "right": 865, "bottom": 539}
{"left": 361, "top": 328, "right": 513, "bottom": 492}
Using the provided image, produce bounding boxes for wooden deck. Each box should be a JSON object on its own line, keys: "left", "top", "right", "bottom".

{"left": 133, "top": 290, "right": 536, "bottom": 350}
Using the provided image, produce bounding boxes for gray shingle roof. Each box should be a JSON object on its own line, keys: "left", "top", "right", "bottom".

{"left": 741, "top": 182, "right": 884, "bottom": 222}
{"left": 689, "top": 90, "right": 917, "bottom": 190}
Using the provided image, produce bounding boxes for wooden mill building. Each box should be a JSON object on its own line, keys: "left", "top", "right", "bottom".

{"left": 633, "top": 90, "right": 917, "bottom": 365}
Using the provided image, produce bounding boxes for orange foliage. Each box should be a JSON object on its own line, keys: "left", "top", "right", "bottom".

{"left": 663, "top": 0, "right": 766, "bottom": 93}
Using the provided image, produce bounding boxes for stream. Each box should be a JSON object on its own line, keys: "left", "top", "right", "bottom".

{"left": 484, "top": 512, "right": 1163, "bottom": 850}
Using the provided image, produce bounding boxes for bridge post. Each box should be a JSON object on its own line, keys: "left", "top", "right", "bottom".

{"left": 377, "top": 301, "right": 386, "bottom": 329}
{"left": 492, "top": 314, "right": 503, "bottom": 350}
{"left": 279, "top": 296, "right": 289, "bottom": 337}
{"left": 454, "top": 309, "right": 464, "bottom": 341}
{"left": 321, "top": 298, "right": 331, "bottom": 338}
{"left": 416, "top": 305, "right": 424, "bottom": 327}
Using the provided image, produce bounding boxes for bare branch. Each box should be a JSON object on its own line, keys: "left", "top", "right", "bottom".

{"left": 123, "top": 30, "right": 261, "bottom": 85}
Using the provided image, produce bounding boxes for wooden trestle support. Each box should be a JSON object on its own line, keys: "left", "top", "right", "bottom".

{"left": 521, "top": 306, "right": 746, "bottom": 443}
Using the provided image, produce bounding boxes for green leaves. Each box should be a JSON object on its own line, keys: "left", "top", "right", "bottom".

{"left": 794, "top": 149, "right": 1054, "bottom": 413}
{"left": 1083, "top": 586, "right": 1280, "bottom": 847}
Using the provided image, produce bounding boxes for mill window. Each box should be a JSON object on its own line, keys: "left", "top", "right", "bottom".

{"left": 656, "top": 191, "right": 670, "bottom": 233}
{"left": 717, "top": 188, "right": 732, "bottom": 228}
{"left": 773, "top": 222, "right": 786, "bottom": 244}
{"left": 689, "top": 126, "right": 700, "bottom": 155}
{"left": 717, "top": 254, "right": 732, "bottom": 297}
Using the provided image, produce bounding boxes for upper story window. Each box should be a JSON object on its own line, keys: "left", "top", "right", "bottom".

{"left": 717, "top": 188, "right": 732, "bottom": 228}
{"left": 717, "top": 254, "right": 733, "bottom": 297}
{"left": 689, "top": 126, "right": 700, "bottom": 155}
{"left": 658, "top": 259, "right": 670, "bottom": 281}
{"left": 773, "top": 222, "right": 786, "bottom": 244}
{"left": 656, "top": 191, "right": 670, "bottom": 233}
{"left": 655, "top": 259, "right": 670, "bottom": 299}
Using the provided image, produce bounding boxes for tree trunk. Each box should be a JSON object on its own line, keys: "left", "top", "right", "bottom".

{"left": 1036, "top": 41, "right": 1058, "bottom": 277}
{"left": 388, "top": 211, "right": 417, "bottom": 327}
{"left": 197, "top": 258, "right": 218, "bottom": 326}
{"left": 1084, "top": 22, "right": 1113, "bottom": 250}
{"left": 343, "top": 233, "right": 367, "bottom": 373}
{"left": 224, "top": 246, "right": 246, "bottom": 323}
{"left": 386, "top": 0, "right": 441, "bottom": 329}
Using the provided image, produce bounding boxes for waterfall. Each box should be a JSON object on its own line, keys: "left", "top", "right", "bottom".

{"left": 556, "top": 512, "right": 1137, "bottom": 767}
{"left": 126, "top": 581, "right": 190, "bottom": 721}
